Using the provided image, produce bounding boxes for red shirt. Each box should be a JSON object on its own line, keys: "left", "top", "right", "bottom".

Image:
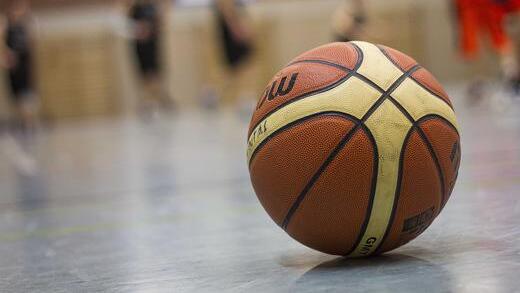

{"left": 455, "top": 0, "right": 520, "bottom": 58}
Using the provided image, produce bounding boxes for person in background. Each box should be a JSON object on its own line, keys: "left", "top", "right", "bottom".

{"left": 1, "top": 0, "right": 38, "bottom": 133}
{"left": 212, "top": 0, "right": 254, "bottom": 107}
{"left": 332, "top": 0, "right": 367, "bottom": 42}
{"left": 129, "top": 0, "right": 174, "bottom": 118}
{"left": 454, "top": 0, "right": 520, "bottom": 98}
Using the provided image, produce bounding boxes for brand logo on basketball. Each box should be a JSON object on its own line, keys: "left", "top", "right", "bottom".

{"left": 256, "top": 73, "right": 299, "bottom": 109}
{"left": 359, "top": 237, "right": 377, "bottom": 255}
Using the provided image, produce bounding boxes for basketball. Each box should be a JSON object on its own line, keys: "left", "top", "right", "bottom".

{"left": 247, "top": 41, "right": 461, "bottom": 257}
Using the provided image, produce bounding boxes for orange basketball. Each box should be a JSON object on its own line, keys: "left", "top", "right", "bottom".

{"left": 247, "top": 41, "right": 461, "bottom": 257}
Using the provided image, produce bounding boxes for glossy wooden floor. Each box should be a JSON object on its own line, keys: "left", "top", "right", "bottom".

{"left": 0, "top": 87, "right": 519, "bottom": 292}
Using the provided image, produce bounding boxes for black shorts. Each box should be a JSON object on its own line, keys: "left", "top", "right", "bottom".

{"left": 135, "top": 40, "right": 159, "bottom": 76}
{"left": 8, "top": 62, "right": 32, "bottom": 103}
{"left": 222, "top": 37, "right": 252, "bottom": 69}
{"left": 216, "top": 10, "right": 253, "bottom": 69}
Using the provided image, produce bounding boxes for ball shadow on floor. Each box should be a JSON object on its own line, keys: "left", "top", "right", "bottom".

{"left": 292, "top": 252, "right": 453, "bottom": 293}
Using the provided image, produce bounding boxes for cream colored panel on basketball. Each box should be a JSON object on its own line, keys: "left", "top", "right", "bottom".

{"left": 347, "top": 100, "right": 412, "bottom": 257}
{"left": 352, "top": 41, "right": 403, "bottom": 90}
{"left": 247, "top": 76, "right": 381, "bottom": 162}
{"left": 392, "top": 79, "right": 459, "bottom": 131}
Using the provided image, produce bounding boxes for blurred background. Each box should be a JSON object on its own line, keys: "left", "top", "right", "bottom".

{"left": 1, "top": 0, "right": 520, "bottom": 291}
{"left": 0, "top": 0, "right": 517, "bottom": 122}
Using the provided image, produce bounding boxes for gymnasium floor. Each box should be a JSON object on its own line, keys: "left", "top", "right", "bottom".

{"left": 0, "top": 86, "right": 519, "bottom": 292}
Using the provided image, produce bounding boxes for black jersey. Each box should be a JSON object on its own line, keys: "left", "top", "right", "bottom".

{"left": 214, "top": 0, "right": 252, "bottom": 69}
{"left": 5, "top": 19, "right": 32, "bottom": 97}
{"left": 130, "top": 2, "right": 160, "bottom": 75}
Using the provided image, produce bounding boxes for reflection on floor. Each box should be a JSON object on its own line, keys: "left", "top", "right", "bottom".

{"left": 0, "top": 86, "right": 519, "bottom": 292}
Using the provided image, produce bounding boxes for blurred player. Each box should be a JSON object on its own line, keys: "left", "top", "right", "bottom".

{"left": 2, "top": 0, "right": 38, "bottom": 132}
{"left": 331, "top": 0, "right": 367, "bottom": 42}
{"left": 212, "top": 0, "right": 254, "bottom": 107}
{"left": 129, "top": 0, "right": 174, "bottom": 118}
{"left": 454, "top": 0, "right": 520, "bottom": 98}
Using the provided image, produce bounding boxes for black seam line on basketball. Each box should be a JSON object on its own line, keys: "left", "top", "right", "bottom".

{"left": 408, "top": 76, "right": 454, "bottom": 110}
{"left": 290, "top": 40, "right": 380, "bottom": 93}
{"left": 415, "top": 115, "right": 461, "bottom": 211}
{"left": 455, "top": 142, "right": 462, "bottom": 172}
{"left": 342, "top": 124, "right": 379, "bottom": 256}
{"left": 388, "top": 96, "right": 416, "bottom": 123}
{"left": 281, "top": 122, "right": 362, "bottom": 230}
{"left": 248, "top": 111, "right": 361, "bottom": 167}
{"left": 351, "top": 41, "right": 365, "bottom": 71}
{"left": 375, "top": 44, "right": 411, "bottom": 74}
{"left": 415, "top": 124, "right": 447, "bottom": 211}
{"left": 360, "top": 65, "right": 421, "bottom": 122}
{"left": 385, "top": 96, "right": 448, "bottom": 212}
{"left": 248, "top": 43, "right": 365, "bottom": 135}
{"left": 283, "top": 41, "right": 365, "bottom": 70}
{"left": 288, "top": 59, "right": 352, "bottom": 72}
{"left": 289, "top": 59, "right": 386, "bottom": 94}
{"left": 447, "top": 169, "right": 460, "bottom": 206}
{"left": 372, "top": 127, "right": 416, "bottom": 255}
{"left": 375, "top": 44, "right": 454, "bottom": 110}
{"left": 415, "top": 114, "right": 460, "bottom": 137}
